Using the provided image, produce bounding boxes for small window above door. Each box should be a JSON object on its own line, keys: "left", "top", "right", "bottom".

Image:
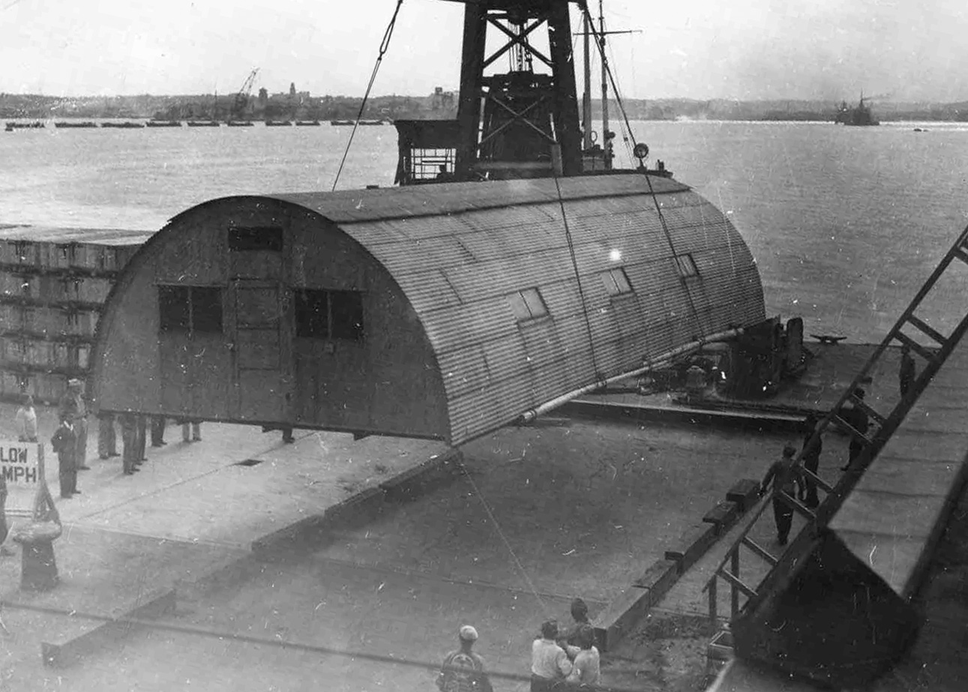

{"left": 228, "top": 226, "right": 283, "bottom": 252}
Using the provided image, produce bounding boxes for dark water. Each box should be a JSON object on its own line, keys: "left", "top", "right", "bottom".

{"left": 3, "top": 120, "right": 967, "bottom": 342}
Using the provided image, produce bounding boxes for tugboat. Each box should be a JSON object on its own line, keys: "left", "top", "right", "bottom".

{"left": 835, "top": 94, "right": 880, "bottom": 126}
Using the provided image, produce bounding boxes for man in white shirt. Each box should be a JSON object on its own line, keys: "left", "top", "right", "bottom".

{"left": 531, "top": 620, "right": 571, "bottom": 691}
{"left": 15, "top": 394, "right": 37, "bottom": 442}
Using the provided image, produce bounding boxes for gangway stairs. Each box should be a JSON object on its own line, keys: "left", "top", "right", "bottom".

{"left": 704, "top": 224, "right": 968, "bottom": 688}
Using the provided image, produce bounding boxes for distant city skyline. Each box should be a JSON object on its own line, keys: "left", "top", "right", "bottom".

{"left": 3, "top": 0, "right": 967, "bottom": 102}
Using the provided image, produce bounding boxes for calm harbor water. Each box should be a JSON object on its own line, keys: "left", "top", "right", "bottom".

{"left": 2, "top": 119, "right": 968, "bottom": 343}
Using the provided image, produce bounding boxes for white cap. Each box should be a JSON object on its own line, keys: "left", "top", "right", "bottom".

{"left": 459, "top": 625, "right": 478, "bottom": 641}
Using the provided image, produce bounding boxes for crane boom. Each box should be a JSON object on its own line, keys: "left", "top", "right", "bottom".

{"left": 233, "top": 68, "right": 260, "bottom": 120}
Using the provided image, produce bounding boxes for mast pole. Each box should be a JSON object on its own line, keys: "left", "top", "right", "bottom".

{"left": 582, "top": 8, "right": 592, "bottom": 151}
{"left": 599, "top": 0, "right": 612, "bottom": 169}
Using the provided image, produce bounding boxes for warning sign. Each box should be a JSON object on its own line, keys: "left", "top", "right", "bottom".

{"left": 0, "top": 441, "right": 44, "bottom": 487}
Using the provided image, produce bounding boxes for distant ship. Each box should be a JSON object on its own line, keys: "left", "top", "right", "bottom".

{"left": 146, "top": 120, "right": 182, "bottom": 128}
{"left": 5, "top": 122, "right": 45, "bottom": 131}
{"left": 835, "top": 95, "right": 880, "bottom": 126}
{"left": 187, "top": 121, "right": 220, "bottom": 127}
{"left": 102, "top": 122, "right": 145, "bottom": 129}
{"left": 226, "top": 120, "right": 254, "bottom": 127}
{"left": 54, "top": 121, "right": 97, "bottom": 128}
{"left": 295, "top": 120, "right": 321, "bottom": 126}
{"left": 265, "top": 120, "right": 293, "bottom": 127}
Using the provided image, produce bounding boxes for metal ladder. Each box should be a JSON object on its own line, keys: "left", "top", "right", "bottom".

{"left": 704, "top": 223, "right": 968, "bottom": 623}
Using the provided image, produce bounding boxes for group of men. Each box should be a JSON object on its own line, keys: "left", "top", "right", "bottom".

{"left": 761, "top": 346, "right": 918, "bottom": 545}
{"left": 39, "top": 379, "right": 208, "bottom": 497}
{"left": 436, "top": 599, "right": 601, "bottom": 692}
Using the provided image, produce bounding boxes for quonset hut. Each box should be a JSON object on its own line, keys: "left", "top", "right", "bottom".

{"left": 90, "top": 174, "right": 764, "bottom": 446}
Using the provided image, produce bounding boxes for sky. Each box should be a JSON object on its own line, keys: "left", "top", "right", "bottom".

{"left": 3, "top": 0, "right": 968, "bottom": 101}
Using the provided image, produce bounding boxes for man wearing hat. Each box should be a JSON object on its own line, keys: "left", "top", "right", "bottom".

{"left": 58, "top": 379, "right": 90, "bottom": 473}
{"left": 759, "top": 444, "right": 804, "bottom": 546}
{"left": 437, "top": 625, "right": 492, "bottom": 692}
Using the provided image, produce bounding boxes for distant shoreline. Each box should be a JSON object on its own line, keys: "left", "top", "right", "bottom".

{"left": 4, "top": 92, "right": 968, "bottom": 124}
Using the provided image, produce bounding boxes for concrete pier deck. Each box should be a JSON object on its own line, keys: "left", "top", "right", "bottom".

{"left": 0, "top": 341, "right": 962, "bottom": 690}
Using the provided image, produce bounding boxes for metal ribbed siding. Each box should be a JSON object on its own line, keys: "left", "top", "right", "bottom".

{"left": 274, "top": 174, "right": 764, "bottom": 444}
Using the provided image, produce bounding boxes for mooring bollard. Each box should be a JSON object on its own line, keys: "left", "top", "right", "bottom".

{"left": 12, "top": 481, "right": 62, "bottom": 591}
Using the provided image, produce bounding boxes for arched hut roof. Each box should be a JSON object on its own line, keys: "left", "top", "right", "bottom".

{"left": 93, "top": 174, "right": 764, "bottom": 446}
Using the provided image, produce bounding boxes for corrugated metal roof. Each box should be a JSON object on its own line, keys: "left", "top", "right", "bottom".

{"left": 268, "top": 174, "right": 764, "bottom": 444}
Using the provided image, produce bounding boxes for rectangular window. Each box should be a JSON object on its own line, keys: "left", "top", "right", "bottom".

{"left": 295, "top": 289, "right": 329, "bottom": 338}
{"left": 158, "top": 285, "right": 222, "bottom": 335}
{"left": 601, "top": 268, "right": 634, "bottom": 296}
{"left": 228, "top": 226, "right": 284, "bottom": 252}
{"left": 508, "top": 288, "right": 549, "bottom": 322}
{"left": 159, "top": 286, "right": 190, "bottom": 332}
{"left": 330, "top": 290, "right": 364, "bottom": 340}
{"left": 675, "top": 254, "right": 699, "bottom": 278}
{"left": 294, "top": 289, "right": 365, "bottom": 341}
{"left": 191, "top": 287, "right": 223, "bottom": 333}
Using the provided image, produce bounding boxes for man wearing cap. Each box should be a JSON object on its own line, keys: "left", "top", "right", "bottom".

{"left": 58, "top": 379, "right": 90, "bottom": 471}
{"left": 531, "top": 620, "right": 572, "bottom": 691}
{"left": 760, "top": 444, "right": 804, "bottom": 546}
{"left": 437, "top": 625, "right": 492, "bottom": 692}
{"left": 51, "top": 416, "right": 78, "bottom": 498}
{"left": 557, "top": 597, "right": 594, "bottom": 650}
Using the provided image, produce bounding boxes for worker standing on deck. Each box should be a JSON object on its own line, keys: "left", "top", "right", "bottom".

{"left": 798, "top": 415, "right": 823, "bottom": 510}
{"left": 557, "top": 598, "right": 591, "bottom": 648}
{"left": 135, "top": 415, "right": 148, "bottom": 465}
{"left": 150, "top": 415, "right": 167, "bottom": 448}
{"left": 531, "top": 620, "right": 572, "bottom": 691}
{"left": 97, "top": 412, "right": 119, "bottom": 460}
{"left": 51, "top": 416, "right": 78, "bottom": 498}
{"left": 15, "top": 394, "right": 37, "bottom": 442}
{"left": 120, "top": 413, "right": 140, "bottom": 475}
{"left": 840, "top": 388, "right": 870, "bottom": 471}
{"left": 899, "top": 344, "right": 916, "bottom": 398}
{"left": 181, "top": 419, "right": 202, "bottom": 443}
{"left": 436, "top": 625, "right": 492, "bottom": 692}
{"left": 58, "top": 379, "right": 89, "bottom": 471}
{"left": 760, "top": 444, "right": 803, "bottom": 546}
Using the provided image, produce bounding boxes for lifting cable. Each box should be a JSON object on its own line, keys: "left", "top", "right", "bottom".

{"left": 581, "top": 6, "right": 705, "bottom": 341}
{"left": 454, "top": 457, "right": 550, "bottom": 617}
{"left": 331, "top": 0, "right": 405, "bottom": 191}
{"left": 553, "top": 167, "right": 602, "bottom": 381}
